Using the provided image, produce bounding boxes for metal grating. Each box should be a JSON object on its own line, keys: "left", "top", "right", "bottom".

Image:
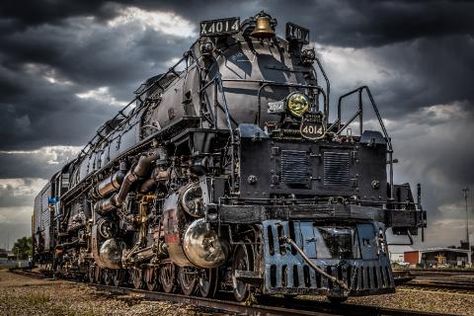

{"left": 280, "top": 150, "right": 309, "bottom": 185}
{"left": 324, "top": 152, "right": 350, "bottom": 186}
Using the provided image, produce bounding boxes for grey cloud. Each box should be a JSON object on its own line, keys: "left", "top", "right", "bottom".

{"left": 389, "top": 101, "right": 474, "bottom": 245}
{"left": 0, "top": 0, "right": 115, "bottom": 27}
{"left": 0, "top": 178, "right": 46, "bottom": 207}
{"left": 264, "top": 0, "right": 474, "bottom": 47}
{"left": 0, "top": 14, "right": 192, "bottom": 150}
{"left": 3, "top": 1, "right": 474, "bottom": 47}
{"left": 0, "top": 148, "right": 79, "bottom": 179}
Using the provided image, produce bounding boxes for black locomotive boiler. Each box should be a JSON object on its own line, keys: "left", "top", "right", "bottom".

{"left": 32, "top": 12, "right": 426, "bottom": 302}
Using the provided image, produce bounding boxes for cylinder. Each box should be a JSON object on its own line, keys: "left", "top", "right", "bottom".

{"left": 93, "top": 171, "right": 125, "bottom": 199}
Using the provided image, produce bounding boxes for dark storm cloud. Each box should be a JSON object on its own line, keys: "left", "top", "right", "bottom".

{"left": 0, "top": 0, "right": 114, "bottom": 27}
{"left": 0, "top": 15, "right": 190, "bottom": 97}
{"left": 0, "top": 9, "right": 192, "bottom": 150}
{"left": 4, "top": 1, "right": 473, "bottom": 47}
{"left": 1, "top": 0, "right": 245, "bottom": 27}
{"left": 267, "top": 0, "right": 474, "bottom": 47}
{"left": 339, "top": 35, "right": 474, "bottom": 118}
{"left": 0, "top": 62, "right": 116, "bottom": 150}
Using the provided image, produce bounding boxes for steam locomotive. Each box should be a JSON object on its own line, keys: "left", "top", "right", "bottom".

{"left": 32, "top": 11, "right": 426, "bottom": 302}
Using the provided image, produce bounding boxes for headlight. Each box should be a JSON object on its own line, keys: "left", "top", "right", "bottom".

{"left": 286, "top": 92, "right": 309, "bottom": 117}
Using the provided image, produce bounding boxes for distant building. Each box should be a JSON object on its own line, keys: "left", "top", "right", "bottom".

{"left": 404, "top": 248, "right": 472, "bottom": 268}
{"left": 0, "top": 248, "right": 8, "bottom": 260}
{"left": 388, "top": 245, "right": 414, "bottom": 263}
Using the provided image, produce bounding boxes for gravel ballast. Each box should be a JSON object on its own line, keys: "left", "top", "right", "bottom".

{"left": 0, "top": 269, "right": 204, "bottom": 316}
{"left": 1, "top": 269, "right": 473, "bottom": 315}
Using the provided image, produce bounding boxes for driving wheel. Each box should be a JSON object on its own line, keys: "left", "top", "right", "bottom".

{"left": 198, "top": 268, "right": 219, "bottom": 298}
{"left": 178, "top": 267, "right": 197, "bottom": 296}
{"left": 112, "top": 269, "right": 126, "bottom": 287}
{"left": 232, "top": 245, "right": 254, "bottom": 302}
{"left": 131, "top": 268, "right": 145, "bottom": 289}
{"left": 160, "top": 262, "right": 177, "bottom": 293}
{"left": 88, "top": 265, "right": 95, "bottom": 283}
{"left": 103, "top": 269, "right": 113, "bottom": 285}
{"left": 94, "top": 267, "right": 102, "bottom": 284}
{"left": 145, "top": 267, "right": 160, "bottom": 291}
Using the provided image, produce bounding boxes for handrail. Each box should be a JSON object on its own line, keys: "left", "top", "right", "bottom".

{"left": 315, "top": 57, "right": 330, "bottom": 115}
{"left": 337, "top": 86, "right": 394, "bottom": 200}
{"left": 255, "top": 81, "right": 327, "bottom": 126}
{"left": 215, "top": 78, "right": 326, "bottom": 126}
{"left": 215, "top": 73, "right": 236, "bottom": 188}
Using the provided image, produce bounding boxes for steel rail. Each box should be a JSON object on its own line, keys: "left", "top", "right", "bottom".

{"left": 404, "top": 279, "right": 474, "bottom": 292}
{"left": 90, "top": 283, "right": 336, "bottom": 316}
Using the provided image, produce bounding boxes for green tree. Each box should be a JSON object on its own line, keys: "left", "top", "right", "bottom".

{"left": 12, "top": 236, "right": 32, "bottom": 260}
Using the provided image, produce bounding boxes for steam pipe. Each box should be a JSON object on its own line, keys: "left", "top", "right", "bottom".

{"left": 55, "top": 239, "right": 80, "bottom": 250}
{"left": 93, "top": 151, "right": 159, "bottom": 214}
{"left": 113, "top": 151, "right": 159, "bottom": 207}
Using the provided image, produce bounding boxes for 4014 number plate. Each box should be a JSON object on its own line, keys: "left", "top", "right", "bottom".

{"left": 200, "top": 17, "right": 240, "bottom": 37}
{"left": 286, "top": 22, "right": 310, "bottom": 44}
{"left": 300, "top": 113, "right": 326, "bottom": 140}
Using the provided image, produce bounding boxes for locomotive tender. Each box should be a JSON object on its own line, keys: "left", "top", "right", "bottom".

{"left": 32, "top": 12, "right": 426, "bottom": 302}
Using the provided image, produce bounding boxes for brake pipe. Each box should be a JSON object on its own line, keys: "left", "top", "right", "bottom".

{"left": 279, "top": 236, "right": 350, "bottom": 291}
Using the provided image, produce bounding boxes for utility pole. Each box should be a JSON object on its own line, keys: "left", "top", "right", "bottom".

{"left": 463, "top": 187, "right": 471, "bottom": 266}
{"left": 463, "top": 187, "right": 470, "bottom": 243}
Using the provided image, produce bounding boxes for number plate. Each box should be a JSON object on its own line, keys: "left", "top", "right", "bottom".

{"left": 300, "top": 113, "right": 325, "bottom": 140}
{"left": 286, "top": 22, "right": 310, "bottom": 44}
{"left": 200, "top": 17, "right": 240, "bottom": 37}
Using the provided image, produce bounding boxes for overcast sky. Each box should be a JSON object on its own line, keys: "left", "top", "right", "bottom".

{"left": 0, "top": 0, "right": 473, "bottom": 249}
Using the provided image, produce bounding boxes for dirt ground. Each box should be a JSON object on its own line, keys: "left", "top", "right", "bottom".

{"left": 301, "top": 287, "right": 474, "bottom": 315}
{"left": 1, "top": 268, "right": 473, "bottom": 316}
{"left": 0, "top": 269, "right": 207, "bottom": 316}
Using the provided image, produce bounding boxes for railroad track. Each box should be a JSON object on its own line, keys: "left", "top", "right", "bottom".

{"left": 409, "top": 269, "right": 474, "bottom": 275}
{"left": 8, "top": 268, "right": 49, "bottom": 279}
{"left": 90, "top": 283, "right": 457, "bottom": 316}
{"left": 402, "top": 279, "right": 474, "bottom": 294}
{"left": 9, "top": 269, "right": 458, "bottom": 316}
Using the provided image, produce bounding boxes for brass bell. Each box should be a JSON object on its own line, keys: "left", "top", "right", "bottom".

{"left": 251, "top": 16, "right": 274, "bottom": 38}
